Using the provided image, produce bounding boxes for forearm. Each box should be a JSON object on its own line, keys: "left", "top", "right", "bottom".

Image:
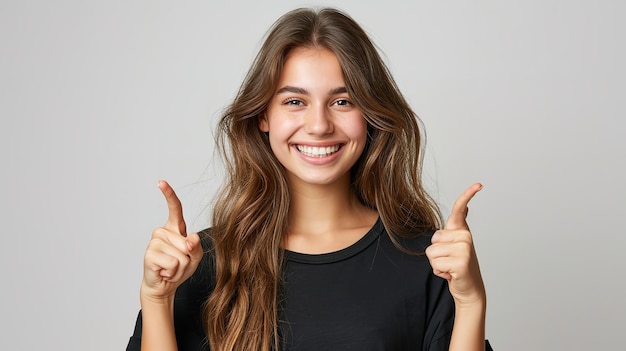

{"left": 140, "top": 295, "right": 178, "bottom": 351}
{"left": 449, "top": 301, "right": 486, "bottom": 351}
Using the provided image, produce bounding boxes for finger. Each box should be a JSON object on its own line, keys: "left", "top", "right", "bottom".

{"left": 146, "top": 236, "right": 190, "bottom": 266}
{"left": 430, "top": 256, "right": 468, "bottom": 280}
{"left": 158, "top": 180, "right": 187, "bottom": 236}
{"left": 151, "top": 227, "right": 189, "bottom": 252}
{"left": 146, "top": 240, "right": 191, "bottom": 281}
{"left": 149, "top": 252, "right": 184, "bottom": 283}
{"left": 149, "top": 230, "right": 202, "bottom": 278}
{"left": 431, "top": 229, "right": 472, "bottom": 244}
{"left": 427, "top": 241, "right": 470, "bottom": 262}
{"left": 144, "top": 249, "right": 181, "bottom": 280}
{"left": 445, "top": 183, "right": 483, "bottom": 230}
{"left": 434, "top": 271, "right": 452, "bottom": 281}
{"left": 426, "top": 251, "right": 454, "bottom": 281}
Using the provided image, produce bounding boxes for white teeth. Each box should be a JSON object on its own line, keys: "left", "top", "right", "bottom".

{"left": 296, "top": 144, "right": 341, "bottom": 157}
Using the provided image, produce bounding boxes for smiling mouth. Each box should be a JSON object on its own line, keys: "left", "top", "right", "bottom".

{"left": 295, "top": 144, "right": 342, "bottom": 158}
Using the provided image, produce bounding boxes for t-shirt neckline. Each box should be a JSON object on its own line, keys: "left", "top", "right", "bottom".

{"left": 284, "top": 217, "right": 383, "bottom": 264}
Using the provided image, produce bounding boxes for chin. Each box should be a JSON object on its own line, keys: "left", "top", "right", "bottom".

{"left": 290, "top": 171, "right": 350, "bottom": 187}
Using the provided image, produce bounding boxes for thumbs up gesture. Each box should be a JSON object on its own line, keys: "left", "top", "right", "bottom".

{"left": 426, "top": 183, "right": 486, "bottom": 307}
{"left": 140, "top": 180, "right": 204, "bottom": 302}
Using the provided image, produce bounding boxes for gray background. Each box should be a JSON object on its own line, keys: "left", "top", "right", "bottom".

{"left": 1, "top": 0, "right": 624, "bottom": 350}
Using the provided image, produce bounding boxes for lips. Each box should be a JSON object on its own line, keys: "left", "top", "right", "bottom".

{"left": 295, "top": 144, "right": 342, "bottom": 158}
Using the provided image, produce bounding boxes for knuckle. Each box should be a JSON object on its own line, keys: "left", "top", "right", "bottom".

{"left": 456, "top": 241, "right": 473, "bottom": 255}
{"left": 462, "top": 231, "right": 473, "bottom": 242}
{"left": 146, "top": 237, "right": 166, "bottom": 251}
{"left": 166, "top": 256, "right": 180, "bottom": 270}
{"left": 151, "top": 227, "right": 168, "bottom": 239}
{"left": 179, "top": 255, "right": 190, "bottom": 268}
{"left": 459, "top": 240, "right": 472, "bottom": 249}
{"left": 143, "top": 250, "right": 156, "bottom": 264}
{"left": 452, "top": 230, "right": 472, "bottom": 243}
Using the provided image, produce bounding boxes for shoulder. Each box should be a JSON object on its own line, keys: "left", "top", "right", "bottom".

{"left": 377, "top": 224, "right": 454, "bottom": 322}
{"left": 377, "top": 222, "right": 436, "bottom": 258}
{"left": 197, "top": 227, "right": 214, "bottom": 251}
{"left": 380, "top": 227, "right": 456, "bottom": 349}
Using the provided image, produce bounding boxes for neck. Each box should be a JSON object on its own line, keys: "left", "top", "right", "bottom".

{"left": 287, "top": 174, "right": 376, "bottom": 236}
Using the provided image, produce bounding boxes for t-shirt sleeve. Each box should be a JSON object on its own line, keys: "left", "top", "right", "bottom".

{"left": 422, "top": 269, "right": 494, "bottom": 351}
{"left": 125, "top": 311, "right": 143, "bottom": 351}
{"left": 423, "top": 273, "right": 454, "bottom": 351}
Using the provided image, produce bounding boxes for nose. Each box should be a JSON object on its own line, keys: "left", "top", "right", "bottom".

{"left": 303, "top": 105, "right": 333, "bottom": 135}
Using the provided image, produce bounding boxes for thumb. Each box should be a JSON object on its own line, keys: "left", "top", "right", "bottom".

{"left": 445, "top": 183, "right": 483, "bottom": 230}
{"left": 185, "top": 232, "right": 203, "bottom": 265}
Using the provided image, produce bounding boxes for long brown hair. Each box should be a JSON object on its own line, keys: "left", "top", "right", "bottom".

{"left": 206, "top": 7, "right": 443, "bottom": 351}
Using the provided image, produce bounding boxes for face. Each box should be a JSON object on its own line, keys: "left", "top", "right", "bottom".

{"left": 260, "top": 47, "right": 367, "bottom": 188}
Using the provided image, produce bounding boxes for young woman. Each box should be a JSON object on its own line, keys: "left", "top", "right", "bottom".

{"left": 127, "top": 7, "right": 492, "bottom": 351}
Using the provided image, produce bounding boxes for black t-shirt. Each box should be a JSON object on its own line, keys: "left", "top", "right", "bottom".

{"left": 127, "top": 218, "right": 493, "bottom": 350}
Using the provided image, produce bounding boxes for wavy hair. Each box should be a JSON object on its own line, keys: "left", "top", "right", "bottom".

{"left": 206, "top": 7, "right": 443, "bottom": 351}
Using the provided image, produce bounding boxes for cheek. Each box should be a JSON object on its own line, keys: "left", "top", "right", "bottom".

{"left": 350, "top": 117, "right": 369, "bottom": 144}
{"left": 267, "top": 116, "right": 300, "bottom": 138}
{"left": 265, "top": 119, "right": 295, "bottom": 154}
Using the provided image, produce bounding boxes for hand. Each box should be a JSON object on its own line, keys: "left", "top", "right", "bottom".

{"left": 140, "top": 180, "right": 204, "bottom": 302}
{"left": 426, "top": 183, "right": 486, "bottom": 307}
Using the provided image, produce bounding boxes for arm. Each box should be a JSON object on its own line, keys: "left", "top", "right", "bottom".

{"left": 450, "top": 301, "right": 486, "bottom": 351}
{"left": 138, "top": 181, "right": 204, "bottom": 351}
{"left": 426, "top": 183, "right": 488, "bottom": 351}
{"left": 139, "top": 295, "right": 177, "bottom": 351}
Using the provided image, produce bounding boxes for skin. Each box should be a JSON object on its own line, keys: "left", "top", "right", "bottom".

{"left": 260, "top": 47, "right": 368, "bottom": 189}
{"left": 138, "top": 47, "right": 487, "bottom": 350}
{"left": 139, "top": 180, "right": 203, "bottom": 351}
{"left": 260, "top": 47, "right": 378, "bottom": 253}
{"left": 427, "top": 183, "right": 487, "bottom": 351}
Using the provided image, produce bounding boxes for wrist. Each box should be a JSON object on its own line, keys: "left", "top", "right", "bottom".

{"left": 140, "top": 283, "right": 176, "bottom": 307}
{"left": 139, "top": 286, "right": 178, "bottom": 351}
{"left": 450, "top": 296, "right": 486, "bottom": 351}
{"left": 454, "top": 294, "right": 486, "bottom": 312}
{"left": 452, "top": 283, "right": 486, "bottom": 311}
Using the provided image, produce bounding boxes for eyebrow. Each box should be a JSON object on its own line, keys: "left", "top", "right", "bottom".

{"left": 275, "top": 86, "right": 348, "bottom": 95}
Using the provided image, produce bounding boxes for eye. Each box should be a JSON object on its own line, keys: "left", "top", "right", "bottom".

{"left": 333, "top": 99, "right": 352, "bottom": 107}
{"left": 283, "top": 98, "right": 304, "bottom": 106}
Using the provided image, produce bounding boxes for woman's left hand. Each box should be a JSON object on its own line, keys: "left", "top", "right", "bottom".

{"left": 426, "top": 183, "right": 486, "bottom": 308}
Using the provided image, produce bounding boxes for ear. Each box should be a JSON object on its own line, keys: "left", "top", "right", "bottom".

{"left": 259, "top": 114, "right": 269, "bottom": 132}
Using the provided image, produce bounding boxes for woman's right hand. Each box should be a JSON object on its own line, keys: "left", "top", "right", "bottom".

{"left": 140, "top": 180, "right": 204, "bottom": 303}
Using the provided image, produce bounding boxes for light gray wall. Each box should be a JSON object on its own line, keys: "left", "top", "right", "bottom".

{"left": 1, "top": 1, "right": 623, "bottom": 350}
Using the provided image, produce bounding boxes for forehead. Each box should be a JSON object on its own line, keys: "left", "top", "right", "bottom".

{"left": 278, "top": 47, "right": 345, "bottom": 86}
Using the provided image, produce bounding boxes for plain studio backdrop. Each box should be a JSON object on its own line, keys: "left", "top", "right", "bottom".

{"left": 1, "top": 1, "right": 623, "bottom": 350}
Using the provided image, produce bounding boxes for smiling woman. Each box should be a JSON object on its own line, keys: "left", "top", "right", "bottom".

{"left": 260, "top": 47, "right": 369, "bottom": 188}
{"left": 127, "top": 7, "right": 492, "bottom": 351}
